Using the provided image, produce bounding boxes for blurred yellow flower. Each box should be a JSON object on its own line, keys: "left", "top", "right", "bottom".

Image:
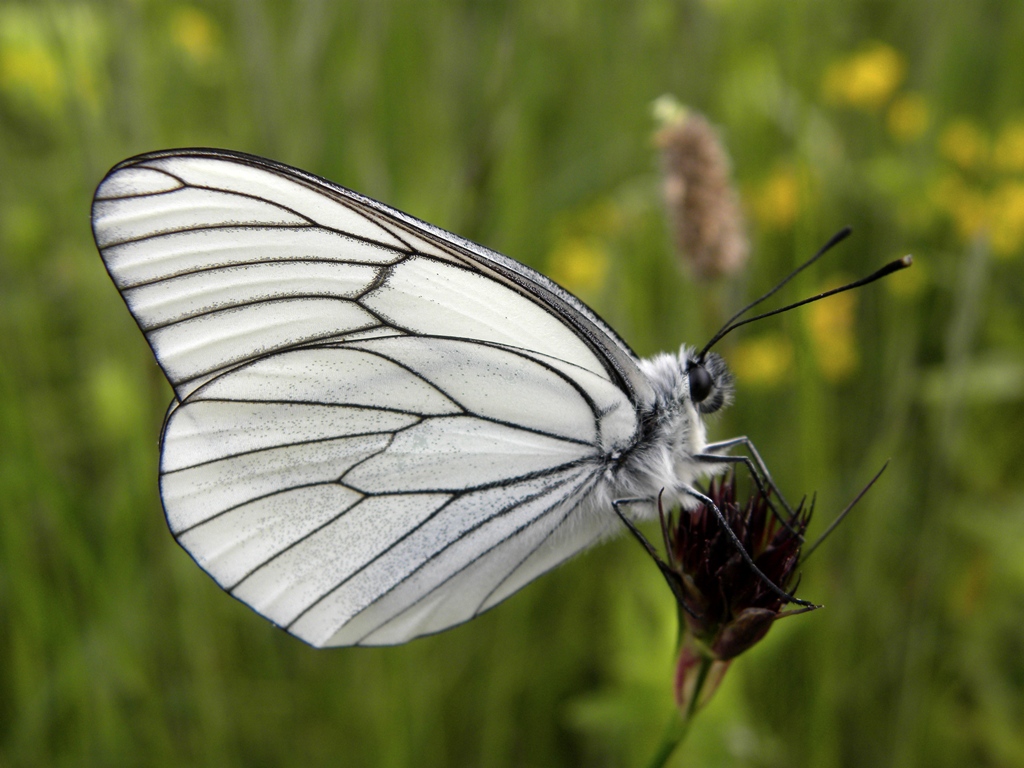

{"left": 887, "top": 93, "right": 929, "bottom": 142}
{"left": 989, "top": 181, "right": 1024, "bottom": 258}
{"left": 930, "top": 173, "right": 1024, "bottom": 256}
{"left": 750, "top": 165, "right": 799, "bottom": 231}
{"left": 728, "top": 334, "right": 793, "bottom": 387}
{"left": 0, "top": 6, "right": 106, "bottom": 120}
{"left": 938, "top": 119, "right": 989, "bottom": 171}
{"left": 547, "top": 236, "right": 610, "bottom": 296}
{"left": 993, "top": 120, "right": 1024, "bottom": 173}
{"left": 807, "top": 282, "right": 858, "bottom": 382}
{"left": 822, "top": 43, "right": 906, "bottom": 111}
{"left": 931, "top": 173, "right": 988, "bottom": 240}
{"left": 170, "top": 6, "right": 219, "bottom": 66}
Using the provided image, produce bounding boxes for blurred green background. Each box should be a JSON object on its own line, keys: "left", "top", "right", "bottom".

{"left": 3, "top": 1, "right": 1024, "bottom": 766}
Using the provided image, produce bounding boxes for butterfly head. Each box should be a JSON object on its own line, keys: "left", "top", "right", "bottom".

{"left": 684, "top": 351, "right": 733, "bottom": 415}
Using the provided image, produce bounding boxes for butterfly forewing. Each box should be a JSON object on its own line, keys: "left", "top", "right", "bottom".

{"left": 92, "top": 149, "right": 647, "bottom": 646}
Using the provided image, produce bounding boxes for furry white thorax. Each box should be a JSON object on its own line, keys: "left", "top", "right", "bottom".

{"left": 598, "top": 345, "right": 729, "bottom": 522}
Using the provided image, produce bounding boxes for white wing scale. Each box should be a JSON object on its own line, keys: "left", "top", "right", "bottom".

{"left": 92, "top": 149, "right": 649, "bottom": 646}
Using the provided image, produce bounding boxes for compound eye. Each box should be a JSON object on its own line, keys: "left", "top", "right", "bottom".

{"left": 688, "top": 364, "right": 714, "bottom": 404}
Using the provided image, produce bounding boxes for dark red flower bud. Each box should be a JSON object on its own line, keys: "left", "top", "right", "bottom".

{"left": 622, "top": 473, "right": 816, "bottom": 718}
{"left": 711, "top": 607, "right": 778, "bottom": 660}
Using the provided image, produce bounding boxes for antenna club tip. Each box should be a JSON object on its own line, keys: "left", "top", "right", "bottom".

{"left": 900, "top": 254, "right": 913, "bottom": 267}
{"left": 830, "top": 227, "right": 853, "bottom": 245}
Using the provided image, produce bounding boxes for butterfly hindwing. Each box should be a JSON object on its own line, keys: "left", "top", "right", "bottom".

{"left": 92, "top": 149, "right": 646, "bottom": 645}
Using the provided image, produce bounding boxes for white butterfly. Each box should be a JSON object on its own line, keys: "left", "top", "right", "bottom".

{"left": 91, "top": 149, "right": 806, "bottom": 648}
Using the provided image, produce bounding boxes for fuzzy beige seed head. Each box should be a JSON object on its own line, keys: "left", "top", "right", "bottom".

{"left": 654, "top": 100, "right": 749, "bottom": 280}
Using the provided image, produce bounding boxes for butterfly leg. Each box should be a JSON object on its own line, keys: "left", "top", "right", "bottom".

{"left": 702, "top": 436, "right": 797, "bottom": 516}
{"left": 612, "top": 497, "right": 662, "bottom": 560}
{"left": 692, "top": 453, "right": 804, "bottom": 539}
{"left": 612, "top": 496, "right": 699, "bottom": 619}
{"left": 679, "top": 485, "right": 816, "bottom": 608}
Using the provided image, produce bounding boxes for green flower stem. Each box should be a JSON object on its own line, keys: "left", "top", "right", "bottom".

{"left": 646, "top": 655, "right": 713, "bottom": 768}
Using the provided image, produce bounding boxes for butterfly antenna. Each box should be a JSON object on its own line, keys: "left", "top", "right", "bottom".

{"left": 698, "top": 254, "right": 912, "bottom": 359}
{"left": 697, "top": 227, "right": 852, "bottom": 360}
